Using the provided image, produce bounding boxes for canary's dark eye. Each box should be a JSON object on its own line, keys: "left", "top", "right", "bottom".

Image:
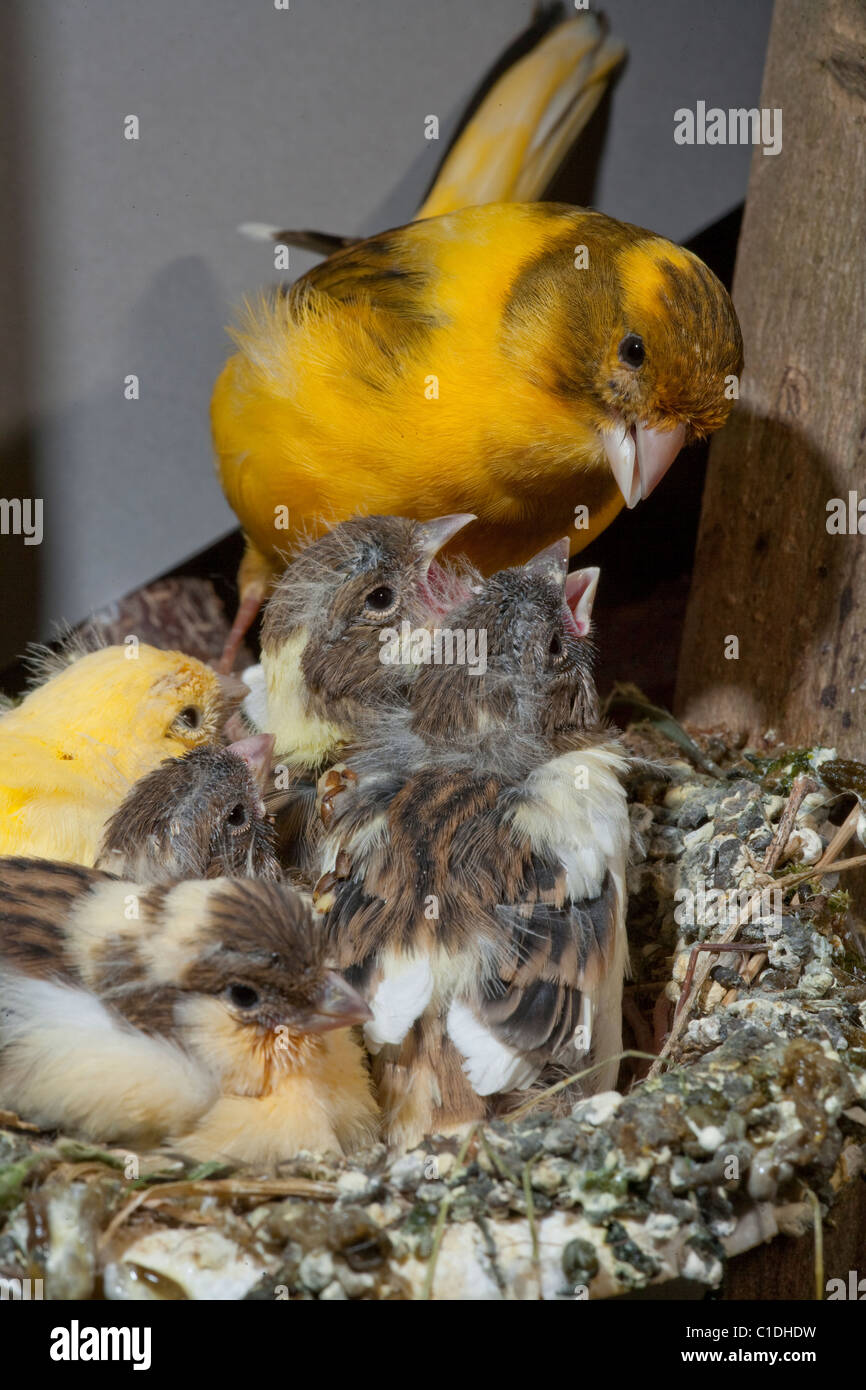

{"left": 227, "top": 983, "right": 259, "bottom": 1009}
{"left": 365, "top": 584, "right": 396, "bottom": 612}
{"left": 226, "top": 803, "right": 248, "bottom": 829}
{"left": 176, "top": 706, "right": 202, "bottom": 730}
{"left": 618, "top": 333, "right": 645, "bottom": 369}
{"left": 549, "top": 633, "right": 563, "bottom": 659}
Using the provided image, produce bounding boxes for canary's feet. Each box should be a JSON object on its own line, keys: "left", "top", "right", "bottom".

{"left": 219, "top": 540, "right": 278, "bottom": 673}
{"left": 219, "top": 584, "right": 268, "bottom": 673}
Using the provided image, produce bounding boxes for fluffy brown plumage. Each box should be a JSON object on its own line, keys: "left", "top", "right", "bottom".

{"left": 95, "top": 736, "right": 280, "bottom": 883}
{"left": 316, "top": 541, "right": 630, "bottom": 1147}
{"left": 0, "top": 862, "right": 378, "bottom": 1162}
{"left": 243, "top": 512, "right": 476, "bottom": 874}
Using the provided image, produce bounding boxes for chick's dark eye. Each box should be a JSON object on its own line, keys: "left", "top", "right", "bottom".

{"left": 226, "top": 803, "right": 248, "bottom": 829}
{"left": 548, "top": 633, "right": 563, "bottom": 659}
{"left": 227, "top": 983, "right": 259, "bottom": 1009}
{"left": 365, "top": 584, "right": 395, "bottom": 612}
{"left": 618, "top": 333, "right": 645, "bottom": 369}
{"left": 176, "top": 706, "right": 202, "bottom": 730}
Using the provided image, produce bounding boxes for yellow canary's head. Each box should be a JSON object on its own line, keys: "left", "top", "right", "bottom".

{"left": 211, "top": 200, "right": 742, "bottom": 579}
{"left": 505, "top": 206, "right": 744, "bottom": 511}
{"left": 11, "top": 641, "right": 235, "bottom": 781}
{"left": 259, "top": 512, "right": 476, "bottom": 763}
{"left": 594, "top": 236, "right": 743, "bottom": 506}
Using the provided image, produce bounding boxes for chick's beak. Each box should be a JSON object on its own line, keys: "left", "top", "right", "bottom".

{"left": 303, "top": 971, "right": 373, "bottom": 1033}
{"left": 415, "top": 512, "right": 477, "bottom": 615}
{"left": 565, "top": 567, "right": 600, "bottom": 637}
{"left": 215, "top": 671, "right": 251, "bottom": 708}
{"left": 523, "top": 537, "right": 570, "bottom": 591}
{"left": 228, "top": 732, "right": 275, "bottom": 799}
{"left": 415, "top": 512, "right": 476, "bottom": 560}
{"left": 602, "top": 422, "right": 687, "bottom": 510}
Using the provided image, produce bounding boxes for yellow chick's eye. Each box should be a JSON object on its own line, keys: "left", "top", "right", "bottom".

{"left": 617, "top": 333, "right": 646, "bottom": 369}
{"left": 170, "top": 705, "right": 203, "bottom": 738}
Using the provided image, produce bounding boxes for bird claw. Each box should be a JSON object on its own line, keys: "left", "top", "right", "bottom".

{"left": 312, "top": 871, "right": 337, "bottom": 913}
{"left": 317, "top": 763, "right": 358, "bottom": 829}
{"left": 312, "top": 853, "right": 352, "bottom": 913}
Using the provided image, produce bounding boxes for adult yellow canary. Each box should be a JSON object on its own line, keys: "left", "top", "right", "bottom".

{"left": 214, "top": 8, "right": 635, "bottom": 665}
{"left": 212, "top": 202, "right": 742, "bottom": 663}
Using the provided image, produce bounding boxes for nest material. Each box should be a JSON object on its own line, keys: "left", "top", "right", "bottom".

{"left": 2, "top": 723, "right": 864, "bottom": 1300}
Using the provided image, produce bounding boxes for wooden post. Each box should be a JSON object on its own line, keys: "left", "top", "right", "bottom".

{"left": 675, "top": 0, "right": 866, "bottom": 752}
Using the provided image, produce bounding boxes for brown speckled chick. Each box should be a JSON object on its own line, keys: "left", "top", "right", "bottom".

{"left": 317, "top": 541, "right": 630, "bottom": 1148}
{"left": 96, "top": 737, "right": 281, "bottom": 884}
{"left": 242, "top": 512, "right": 476, "bottom": 873}
{"left": 0, "top": 863, "right": 378, "bottom": 1163}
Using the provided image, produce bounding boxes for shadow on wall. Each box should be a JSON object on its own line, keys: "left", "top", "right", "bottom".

{"left": 0, "top": 250, "right": 231, "bottom": 676}
{"left": 0, "top": 6, "right": 40, "bottom": 663}
{"left": 0, "top": 11, "right": 621, "bottom": 676}
{"left": 362, "top": 49, "right": 620, "bottom": 236}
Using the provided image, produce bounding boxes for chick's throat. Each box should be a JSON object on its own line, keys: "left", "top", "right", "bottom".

{"left": 260, "top": 629, "right": 349, "bottom": 768}
{"left": 178, "top": 993, "right": 323, "bottom": 1096}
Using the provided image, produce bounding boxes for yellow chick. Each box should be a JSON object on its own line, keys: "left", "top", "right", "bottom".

{"left": 0, "top": 641, "right": 238, "bottom": 866}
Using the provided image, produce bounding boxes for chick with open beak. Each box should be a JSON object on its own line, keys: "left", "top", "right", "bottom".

{"left": 240, "top": 513, "right": 477, "bottom": 876}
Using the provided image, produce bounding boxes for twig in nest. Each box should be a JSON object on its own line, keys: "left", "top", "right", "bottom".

{"left": 100, "top": 1175, "right": 338, "bottom": 1251}
{"left": 720, "top": 886, "right": 805, "bottom": 1007}
{"left": 802, "top": 1188, "right": 824, "bottom": 1301}
{"left": 763, "top": 775, "right": 818, "bottom": 873}
{"left": 675, "top": 943, "right": 771, "bottom": 1020}
{"left": 650, "top": 786, "right": 866, "bottom": 1076}
{"left": 505, "top": 1050, "right": 656, "bottom": 1124}
{"left": 0, "top": 1109, "right": 41, "bottom": 1134}
{"left": 452, "top": 1121, "right": 482, "bottom": 1178}
{"left": 522, "top": 1153, "right": 543, "bottom": 1300}
{"left": 418, "top": 1191, "right": 453, "bottom": 1302}
{"left": 418, "top": 1121, "right": 484, "bottom": 1301}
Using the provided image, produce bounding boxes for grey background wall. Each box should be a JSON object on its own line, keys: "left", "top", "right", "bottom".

{"left": 0, "top": 0, "right": 773, "bottom": 667}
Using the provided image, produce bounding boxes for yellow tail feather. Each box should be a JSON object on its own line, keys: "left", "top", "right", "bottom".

{"left": 416, "top": 9, "right": 625, "bottom": 219}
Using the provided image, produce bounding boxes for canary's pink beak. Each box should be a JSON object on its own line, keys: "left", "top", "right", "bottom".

{"left": 304, "top": 971, "right": 373, "bottom": 1033}
{"left": 602, "top": 421, "right": 687, "bottom": 509}
{"left": 228, "top": 733, "right": 275, "bottom": 800}
{"left": 416, "top": 512, "right": 477, "bottom": 615}
{"left": 564, "top": 567, "right": 600, "bottom": 637}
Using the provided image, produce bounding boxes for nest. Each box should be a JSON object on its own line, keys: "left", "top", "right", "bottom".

{"left": 2, "top": 706, "right": 865, "bottom": 1300}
